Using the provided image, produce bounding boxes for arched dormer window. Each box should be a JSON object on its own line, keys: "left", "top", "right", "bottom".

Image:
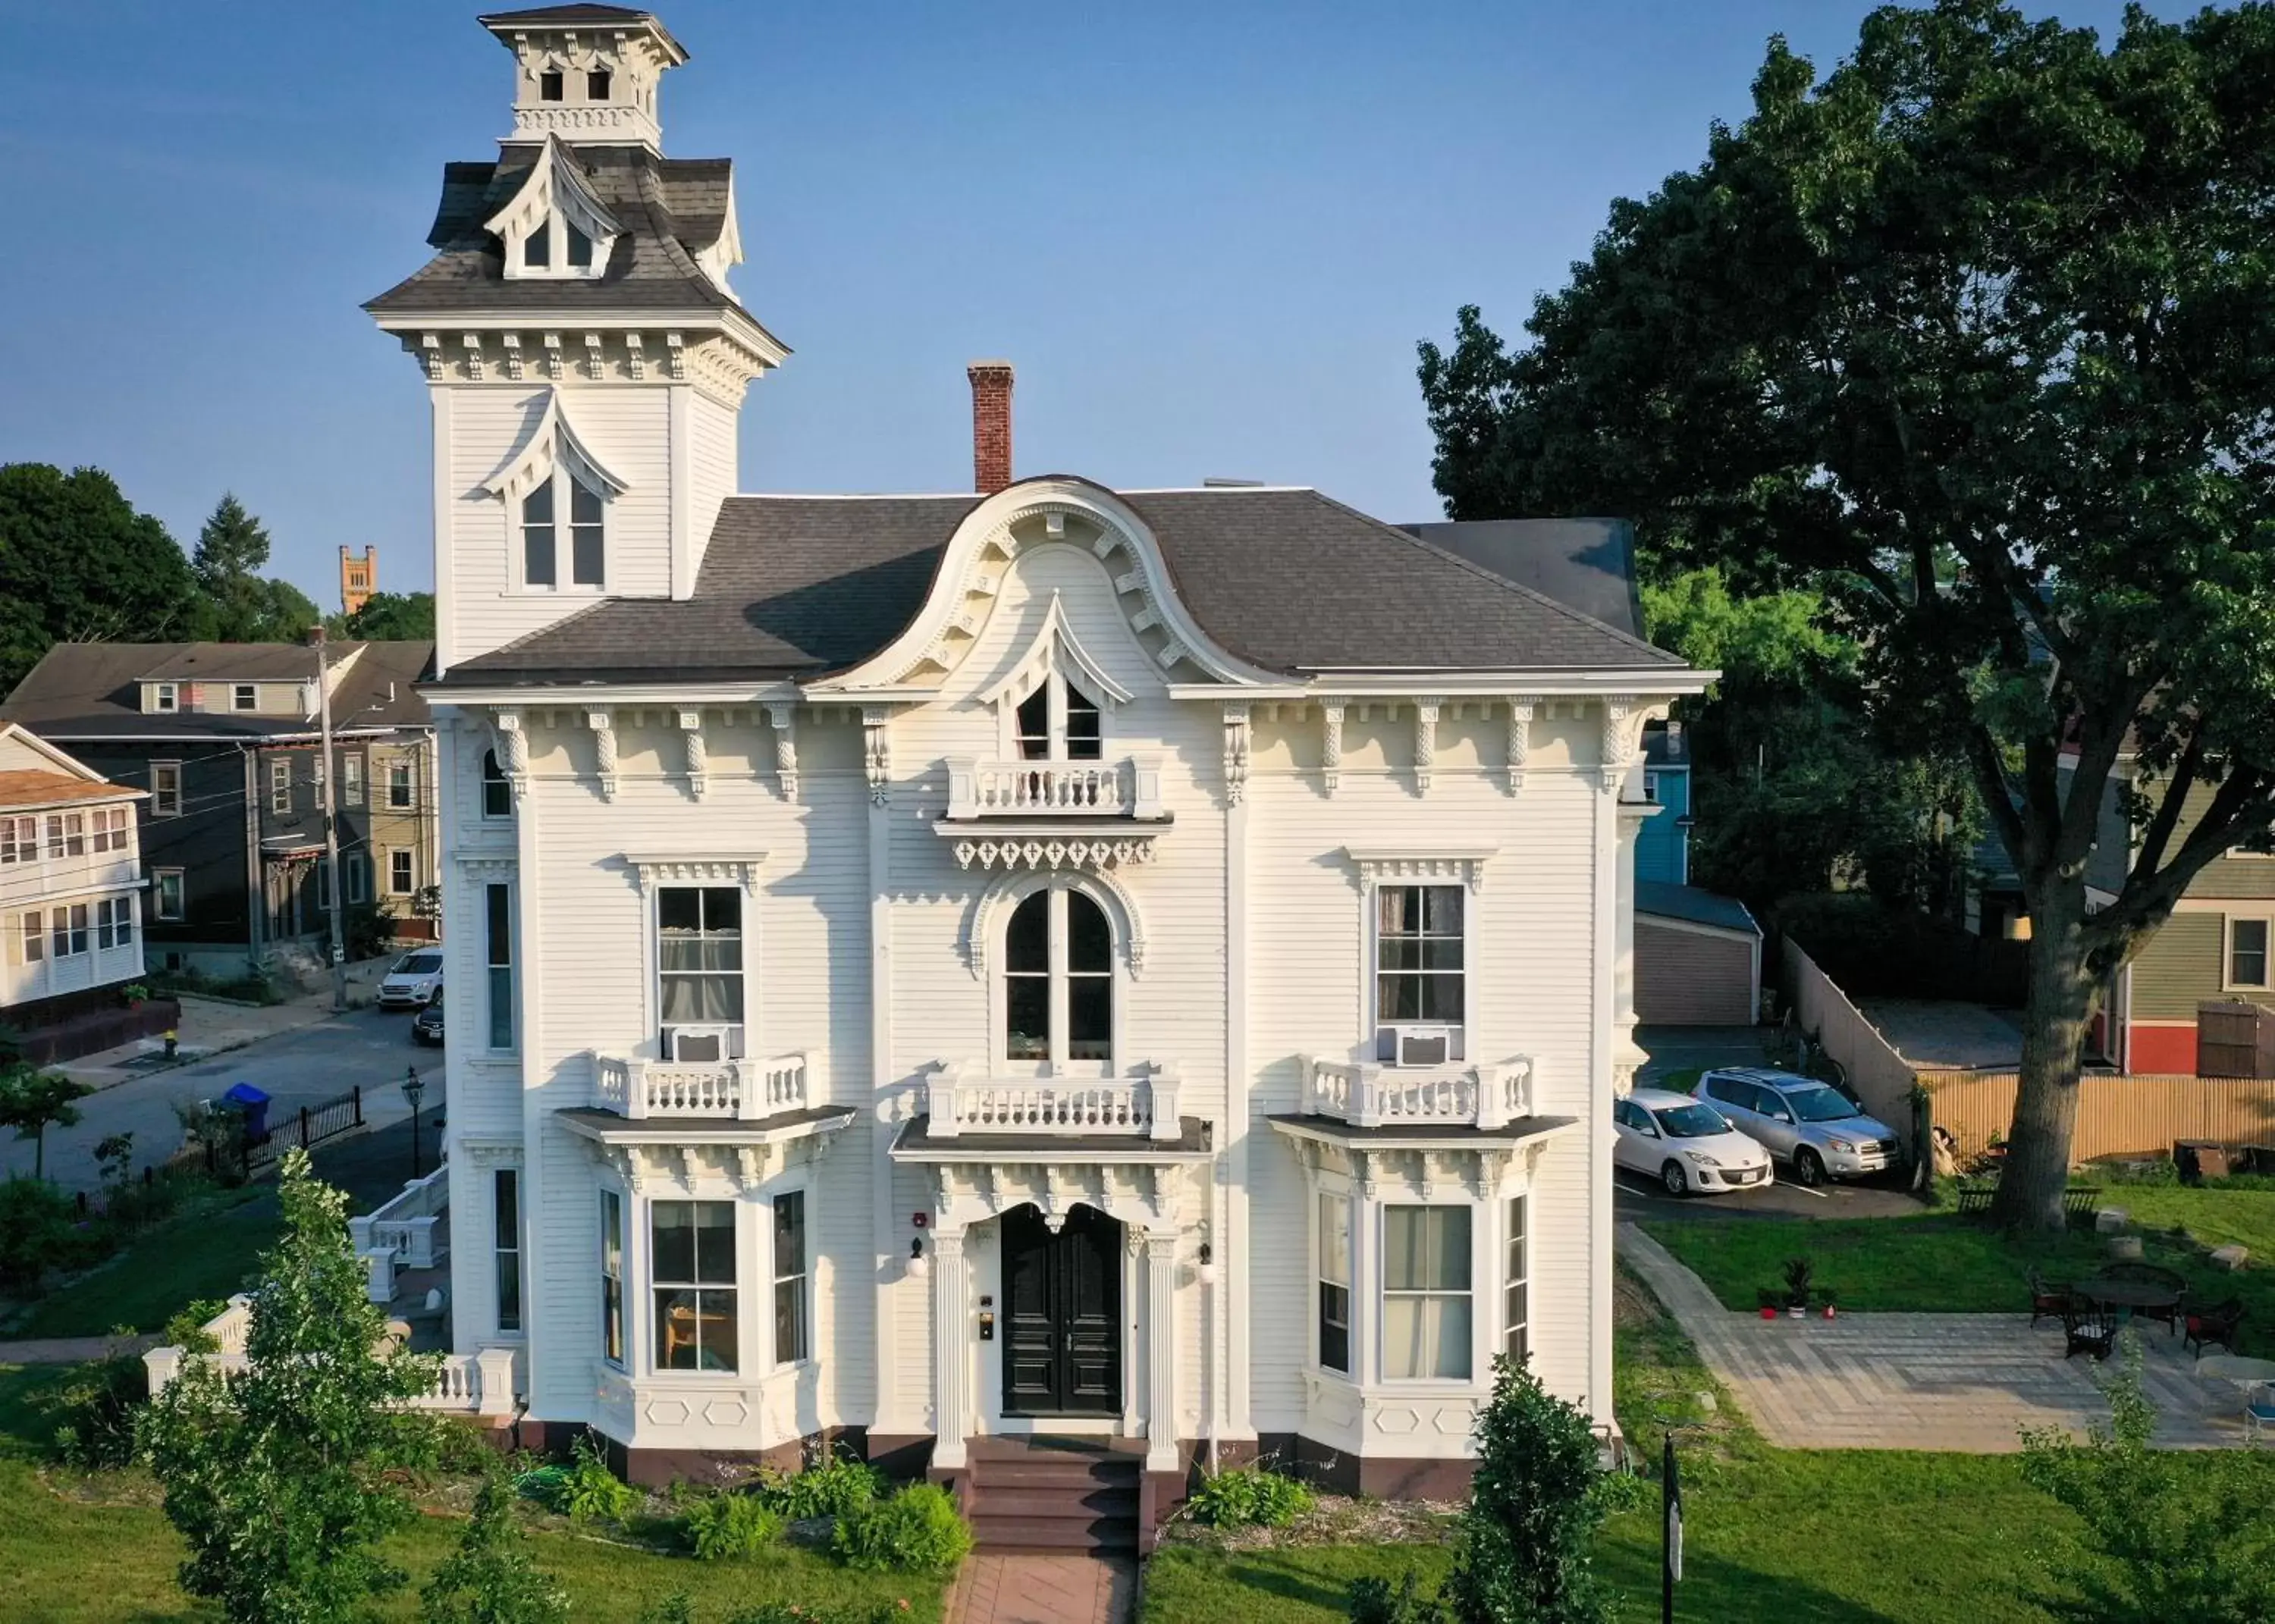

{"left": 485, "top": 389, "right": 629, "bottom": 594}
{"left": 982, "top": 591, "right": 1130, "bottom": 763}
{"left": 487, "top": 133, "right": 619, "bottom": 282}
{"left": 999, "top": 882, "right": 1116, "bottom": 1074}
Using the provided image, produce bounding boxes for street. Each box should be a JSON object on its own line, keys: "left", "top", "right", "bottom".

{"left": 3, "top": 1005, "right": 441, "bottom": 1193}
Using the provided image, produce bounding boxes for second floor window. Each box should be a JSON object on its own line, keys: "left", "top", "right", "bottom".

{"left": 1013, "top": 676, "right": 1103, "bottom": 762}
{"left": 391, "top": 850, "right": 414, "bottom": 895}
{"left": 270, "top": 760, "right": 292, "bottom": 814}
{"left": 1376, "top": 884, "right": 1465, "bottom": 1061}
{"left": 46, "top": 814, "right": 85, "bottom": 859}
{"left": 486, "top": 883, "right": 513, "bottom": 1050}
{"left": 151, "top": 763, "right": 182, "bottom": 817}
{"left": 521, "top": 471, "right": 607, "bottom": 590}
{"left": 154, "top": 870, "right": 185, "bottom": 920}
{"left": 1002, "top": 885, "right": 1112, "bottom": 1069}
{"left": 658, "top": 887, "right": 743, "bottom": 1059}
{"left": 482, "top": 751, "right": 512, "bottom": 818}
{"left": 1, "top": 816, "right": 36, "bottom": 864}
{"left": 92, "top": 807, "right": 130, "bottom": 852}
{"left": 342, "top": 756, "right": 364, "bottom": 807}
{"left": 388, "top": 763, "right": 414, "bottom": 809}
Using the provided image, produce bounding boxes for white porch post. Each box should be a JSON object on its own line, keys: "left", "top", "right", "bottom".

{"left": 931, "top": 1228, "right": 969, "bottom": 1471}
{"left": 1144, "top": 1232, "right": 1178, "bottom": 1472}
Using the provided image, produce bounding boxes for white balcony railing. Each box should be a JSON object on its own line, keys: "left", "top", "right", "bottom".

{"left": 142, "top": 1296, "right": 521, "bottom": 1417}
{"left": 924, "top": 1062, "right": 1184, "bottom": 1141}
{"left": 349, "top": 1162, "right": 453, "bottom": 1304}
{"left": 943, "top": 756, "right": 1165, "bottom": 821}
{"left": 1300, "top": 1055, "right": 1535, "bottom": 1130}
{"left": 592, "top": 1051, "right": 810, "bottom": 1121}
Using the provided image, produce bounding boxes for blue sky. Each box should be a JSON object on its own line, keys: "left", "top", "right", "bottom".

{"left": 0, "top": 1, "right": 2170, "bottom": 607}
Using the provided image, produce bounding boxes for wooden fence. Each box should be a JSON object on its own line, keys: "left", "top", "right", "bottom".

{"left": 1782, "top": 939, "right": 1924, "bottom": 1147}
{"left": 1918, "top": 1070, "right": 2275, "bottom": 1166}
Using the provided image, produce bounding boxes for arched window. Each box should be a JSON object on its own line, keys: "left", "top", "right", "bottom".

{"left": 481, "top": 750, "right": 512, "bottom": 819}
{"left": 1012, "top": 675, "right": 1103, "bottom": 762}
{"left": 521, "top": 468, "right": 606, "bottom": 590}
{"left": 999, "top": 885, "right": 1115, "bottom": 1071}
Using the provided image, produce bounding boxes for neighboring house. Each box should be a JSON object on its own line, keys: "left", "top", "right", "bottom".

{"left": 1632, "top": 882, "right": 1760, "bottom": 1027}
{"left": 1, "top": 641, "right": 441, "bottom": 976}
{"left": 361, "top": 5, "right": 1705, "bottom": 1529}
{"left": 2117, "top": 814, "right": 2275, "bottom": 1075}
{"left": 1635, "top": 723, "right": 1691, "bottom": 886}
{"left": 0, "top": 722, "right": 149, "bottom": 1049}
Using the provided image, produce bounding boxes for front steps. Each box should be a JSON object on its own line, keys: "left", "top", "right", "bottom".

{"left": 963, "top": 1437, "right": 1141, "bottom": 1554}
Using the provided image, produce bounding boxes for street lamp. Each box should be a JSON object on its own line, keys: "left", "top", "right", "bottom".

{"left": 403, "top": 1066, "right": 425, "bottom": 1180}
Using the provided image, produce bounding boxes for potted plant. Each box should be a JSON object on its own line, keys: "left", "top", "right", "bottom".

{"left": 1756, "top": 1287, "right": 1782, "bottom": 1321}
{"left": 1819, "top": 1287, "right": 1838, "bottom": 1321}
{"left": 121, "top": 983, "right": 149, "bottom": 1010}
{"left": 1783, "top": 1256, "right": 1815, "bottom": 1319}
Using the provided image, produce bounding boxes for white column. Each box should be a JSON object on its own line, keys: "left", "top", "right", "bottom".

{"left": 1614, "top": 802, "right": 1650, "bottom": 1096}
{"left": 1144, "top": 1232, "right": 1179, "bottom": 1472}
{"left": 1222, "top": 746, "right": 1254, "bottom": 1443}
{"left": 931, "top": 1229, "right": 968, "bottom": 1471}
{"left": 513, "top": 771, "right": 548, "bottom": 1412}
{"left": 1589, "top": 770, "right": 1619, "bottom": 1430}
{"left": 869, "top": 770, "right": 919, "bottom": 1440}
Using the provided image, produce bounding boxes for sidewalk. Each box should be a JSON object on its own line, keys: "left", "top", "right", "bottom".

{"left": 61, "top": 955, "right": 401, "bottom": 1090}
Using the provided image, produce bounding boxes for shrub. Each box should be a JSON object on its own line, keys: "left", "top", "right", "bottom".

{"left": 1586, "top": 1469, "right": 1654, "bottom": 1517}
{"left": 833, "top": 1481, "right": 973, "bottom": 1573}
{"left": 423, "top": 1472, "right": 569, "bottom": 1624}
{"left": 559, "top": 1431, "right": 638, "bottom": 1525}
{"left": 680, "top": 1491, "right": 786, "bottom": 1561}
{"left": 0, "top": 1174, "right": 95, "bottom": 1293}
{"left": 1442, "top": 1356, "right": 1614, "bottom": 1624}
{"left": 513, "top": 1463, "right": 572, "bottom": 1510}
{"left": 757, "top": 1452, "right": 884, "bottom": 1520}
{"left": 39, "top": 1338, "right": 148, "bottom": 1469}
{"left": 1350, "top": 1568, "right": 1452, "bottom": 1624}
{"left": 1188, "top": 1465, "right": 1316, "bottom": 1529}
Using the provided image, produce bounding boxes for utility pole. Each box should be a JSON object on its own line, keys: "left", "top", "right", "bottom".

{"left": 310, "top": 627, "right": 348, "bottom": 1012}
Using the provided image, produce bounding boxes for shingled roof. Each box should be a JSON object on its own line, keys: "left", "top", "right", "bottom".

{"left": 364, "top": 146, "right": 752, "bottom": 319}
{"left": 3, "top": 642, "right": 437, "bottom": 740}
{"left": 441, "top": 483, "right": 1684, "bottom": 689}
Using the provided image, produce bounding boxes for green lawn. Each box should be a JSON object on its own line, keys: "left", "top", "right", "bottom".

{"left": 1144, "top": 1265, "right": 2100, "bottom": 1624}
{"left": 10, "top": 1191, "right": 284, "bottom": 1338}
{"left": 0, "top": 1367, "right": 946, "bottom": 1623}
{"left": 1638, "top": 1184, "right": 2275, "bottom": 1343}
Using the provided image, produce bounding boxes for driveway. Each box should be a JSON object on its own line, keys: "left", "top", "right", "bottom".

{"left": 2, "top": 1005, "right": 439, "bottom": 1192}
{"left": 1633, "top": 1024, "right": 1773, "bottom": 1088}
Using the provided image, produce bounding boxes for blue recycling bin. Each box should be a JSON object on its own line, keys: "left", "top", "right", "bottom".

{"left": 222, "top": 1083, "right": 271, "bottom": 1143}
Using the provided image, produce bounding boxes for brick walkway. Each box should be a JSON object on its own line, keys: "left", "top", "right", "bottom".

{"left": 946, "top": 1554, "right": 1134, "bottom": 1624}
{"left": 1619, "top": 1221, "right": 2251, "bottom": 1450}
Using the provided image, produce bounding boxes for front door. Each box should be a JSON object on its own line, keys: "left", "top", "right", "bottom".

{"left": 1000, "top": 1204, "right": 1122, "bottom": 1417}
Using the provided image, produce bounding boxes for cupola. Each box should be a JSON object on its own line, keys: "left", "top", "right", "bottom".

{"left": 479, "top": 5, "right": 688, "bottom": 152}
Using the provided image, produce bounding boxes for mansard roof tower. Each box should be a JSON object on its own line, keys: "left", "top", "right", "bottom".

{"left": 366, "top": 5, "right": 786, "bottom": 676}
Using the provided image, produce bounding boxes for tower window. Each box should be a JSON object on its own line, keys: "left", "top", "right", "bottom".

{"left": 566, "top": 224, "right": 594, "bottom": 270}
{"left": 587, "top": 70, "right": 612, "bottom": 100}
{"left": 522, "top": 482, "right": 557, "bottom": 588}
{"left": 523, "top": 222, "right": 551, "bottom": 268}
{"left": 539, "top": 70, "right": 563, "bottom": 102}
{"left": 570, "top": 479, "right": 605, "bottom": 586}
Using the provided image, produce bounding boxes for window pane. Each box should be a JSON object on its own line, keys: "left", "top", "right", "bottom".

{"left": 1015, "top": 688, "right": 1049, "bottom": 760}
{"left": 497, "top": 1252, "right": 522, "bottom": 1332}
{"left": 540, "top": 69, "right": 563, "bottom": 100}
{"left": 774, "top": 1193, "right": 805, "bottom": 1280}
{"left": 1065, "top": 687, "right": 1102, "bottom": 760}
{"left": 1066, "top": 892, "right": 1111, "bottom": 972}
{"left": 588, "top": 69, "right": 611, "bottom": 99}
{"left": 494, "top": 1169, "right": 519, "bottom": 1249}
{"left": 1067, "top": 975, "right": 1111, "bottom": 1060}
{"left": 524, "top": 222, "right": 550, "bottom": 267}
{"left": 658, "top": 888, "right": 701, "bottom": 933}
{"left": 652, "top": 1202, "right": 696, "bottom": 1283}
{"left": 1320, "top": 1194, "right": 1350, "bottom": 1287}
{"left": 566, "top": 224, "right": 593, "bottom": 268}
{"left": 1005, "top": 976, "right": 1049, "bottom": 1060}
{"left": 701, "top": 888, "right": 740, "bottom": 933}
{"left": 694, "top": 1202, "right": 736, "bottom": 1284}
{"left": 1006, "top": 892, "right": 1047, "bottom": 972}
{"left": 654, "top": 1287, "right": 737, "bottom": 1372}
{"left": 571, "top": 480, "right": 603, "bottom": 525}
{"left": 1320, "top": 1283, "right": 1349, "bottom": 1373}
{"left": 572, "top": 522, "right": 604, "bottom": 586}
{"left": 776, "top": 1280, "right": 807, "bottom": 1365}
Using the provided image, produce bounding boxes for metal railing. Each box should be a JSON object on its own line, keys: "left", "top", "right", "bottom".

{"left": 922, "top": 1062, "right": 1184, "bottom": 1140}
{"left": 1300, "top": 1055, "right": 1535, "bottom": 1129}
{"left": 592, "top": 1051, "right": 810, "bottom": 1121}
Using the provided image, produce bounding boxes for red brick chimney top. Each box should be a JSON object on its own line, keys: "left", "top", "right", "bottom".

{"left": 968, "top": 360, "right": 1014, "bottom": 496}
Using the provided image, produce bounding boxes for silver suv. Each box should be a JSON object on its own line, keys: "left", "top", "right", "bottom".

{"left": 1693, "top": 1068, "right": 1900, "bottom": 1187}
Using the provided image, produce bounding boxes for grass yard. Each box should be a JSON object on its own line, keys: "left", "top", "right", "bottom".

{"left": 1638, "top": 1184, "right": 2275, "bottom": 1343}
{"left": 1143, "top": 1265, "right": 2099, "bottom": 1624}
{"left": 8, "top": 1190, "right": 283, "bottom": 1338}
{"left": 0, "top": 1366, "right": 946, "bottom": 1624}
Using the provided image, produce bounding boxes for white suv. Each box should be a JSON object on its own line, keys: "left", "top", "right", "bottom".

{"left": 376, "top": 950, "right": 444, "bottom": 1010}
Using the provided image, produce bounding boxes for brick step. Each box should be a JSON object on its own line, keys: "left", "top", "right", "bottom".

{"left": 967, "top": 1485, "right": 1139, "bottom": 1521}
{"left": 968, "top": 1514, "right": 1139, "bottom": 1554}
{"left": 968, "top": 1457, "right": 1136, "bottom": 1484}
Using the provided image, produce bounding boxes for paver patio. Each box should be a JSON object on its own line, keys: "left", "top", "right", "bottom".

{"left": 1620, "top": 1221, "right": 2251, "bottom": 1450}
{"left": 946, "top": 1553, "right": 1134, "bottom": 1624}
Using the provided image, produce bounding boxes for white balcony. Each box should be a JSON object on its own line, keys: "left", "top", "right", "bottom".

{"left": 923, "top": 1062, "right": 1185, "bottom": 1141}
{"left": 349, "top": 1162, "right": 451, "bottom": 1305}
{"left": 591, "top": 1051, "right": 810, "bottom": 1121}
{"left": 143, "top": 1295, "right": 521, "bottom": 1417}
{"left": 1299, "top": 1055, "right": 1535, "bottom": 1130}
{"left": 943, "top": 756, "right": 1165, "bottom": 821}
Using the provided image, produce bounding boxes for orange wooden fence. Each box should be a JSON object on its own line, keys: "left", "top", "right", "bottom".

{"left": 1917, "top": 1070, "right": 2275, "bottom": 1166}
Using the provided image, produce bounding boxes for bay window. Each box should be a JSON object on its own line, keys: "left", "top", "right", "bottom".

{"left": 494, "top": 1168, "right": 522, "bottom": 1334}
{"left": 1382, "top": 1205, "right": 1471, "bottom": 1381}
{"left": 601, "top": 1190, "right": 625, "bottom": 1366}
{"left": 1318, "top": 1192, "right": 1351, "bottom": 1375}
{"left": 651, "top": 1201, "right": 737, "bottom": 1372}
{"left": 773, "top": 1192, "right": 808, "bottom": 1366}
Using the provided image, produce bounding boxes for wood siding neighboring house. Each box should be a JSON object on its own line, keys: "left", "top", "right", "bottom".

{"left": 0, "top": 723, "right": 148, "bottom": 1033}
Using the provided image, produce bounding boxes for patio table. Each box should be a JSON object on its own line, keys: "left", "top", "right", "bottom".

{"left": 2076, "top": 1277, "right": 2183, "bottom": 1325}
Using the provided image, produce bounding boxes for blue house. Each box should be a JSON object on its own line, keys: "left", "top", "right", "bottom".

{"left": 1636, "top": 722, "right": 1691, "bottom": 886}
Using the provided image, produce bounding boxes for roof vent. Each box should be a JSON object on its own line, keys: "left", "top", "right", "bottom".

{"left": 1201, "top": 477, "right": 1264, "bottom": 488}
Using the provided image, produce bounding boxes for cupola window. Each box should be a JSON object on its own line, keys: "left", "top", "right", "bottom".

{"left": 486, "top": 133, "right": 618, "bottom": 283}
{"left": 539, "top": 69, "right": 563, "bottom": 102}
{"left": 523, "top": 222, "right": 550, "bottom": 268}
{"left": 565, "top": 223, "right": 594, "bottom": 270}
{"left": 587, "top": 70, "right": 613, "bottom": 100}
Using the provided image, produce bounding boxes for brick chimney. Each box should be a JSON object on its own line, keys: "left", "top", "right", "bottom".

{"left": 968, "top": 360, "right": 1014, "bottom": 495}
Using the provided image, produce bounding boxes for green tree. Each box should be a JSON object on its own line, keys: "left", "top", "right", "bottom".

{"left": 1441, "top": 1356, "right": 1611, "bottom": 1624}
{"left": 0, "top": 463, "right": 199, "bottom": 691}
{"left": 2019, "top": 1339, "right": 2275, "bottom": 1619}
{"left": 0, "top": 1064, "right": 93, "bottom": 1180}
{"left": 1417, "top": 0, "right": 2275, "bottom": 1228}
{"left": 139, "top": 1149, "right": 439, "bottom": 1622}
{"left": 422, "top": 1472, "right": 570, "bottom": 1624}
{"left": 334, "top": 591, "right": 436, "bottom": 642}
{"left": 192, "top": 494, "right": 320, "bottom": 643}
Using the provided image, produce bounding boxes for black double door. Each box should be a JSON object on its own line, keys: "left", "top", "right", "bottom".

{"left": 1000, "top": 1204, "right": 1122, "bottom": 1416}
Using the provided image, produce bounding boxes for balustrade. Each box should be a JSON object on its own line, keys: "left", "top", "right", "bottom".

{"left": 943, "top": 755, "right": 1165, "bottom": 820}
{"left": 1300, "top": 1055, "right": 1534, "bottom": 1129}
{"left": 924, "top": 1064, "right": 1183, "bottom": 1141}
{"left": 588, "top": 1051, "right": 810, "bottom": 1121}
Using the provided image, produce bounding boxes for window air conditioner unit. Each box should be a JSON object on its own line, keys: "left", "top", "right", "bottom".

{"left": 1393, "top": 1027, "right": 1453, "bottom": 1068}
{"left": 667, "top": 1027, "right": 726, "bottom": 1064}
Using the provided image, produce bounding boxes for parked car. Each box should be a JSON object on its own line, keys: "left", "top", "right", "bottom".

{"left": 1693, "top": 1068, "right": 1901, "bottom": 1187}
{"left": 376, "top": 950, "right": 444, "bottom": 1010}
{"left": 1613, "top": 1088, "right": 1775, "bottom": 1196}
{"left": 412, "top": 988, "right": 445, "bottom": 1046}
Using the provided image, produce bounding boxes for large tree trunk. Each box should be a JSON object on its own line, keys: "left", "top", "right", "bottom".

{"left": 1987, "top": 886, "right": 2098, "bottom": 1231}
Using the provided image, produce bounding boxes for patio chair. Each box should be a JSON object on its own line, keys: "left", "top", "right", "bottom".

{"left": 2062, "top": 1296, "right": 2118, "bottom": 1362}
{"left": 2186, "top": 1297, "right": 2246, "bottom": 1359}
{"left": 2026, "top": 1267, "right": 2072, "bottom": 1328}
{"left": 2248, "top": 1384, "right": 2275, "bottom": 1447}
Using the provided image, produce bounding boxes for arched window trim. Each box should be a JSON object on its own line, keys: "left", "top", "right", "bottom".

{"left": 486, "top": 133, "right": 620, "bottom": 283}
{"left": 979, "top": 591, "right": 1131, "bottom": 762}
{"left": 985, "top": 874, "right": 1128, "bottom": 1077}
{"left": 485, "top": 389, "right": 629, "bottom": 594}
{"left": 965, "top": 867, "right": 1145, "bottom": 982}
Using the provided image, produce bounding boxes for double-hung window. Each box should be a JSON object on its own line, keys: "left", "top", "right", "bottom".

{"left": 270, "top": 760, "right": 292, "bottom": 814}
{"left": 1376, "top": 884, "right": 1465, "bottom": 1062}
{"left": 95, "top": 896, "right": 134, "bottom": 952}
{"left": 657, "top": 886, "right": 744, "bottom": 1060}
{"left": 2231, "top": 918, "right": 2270, "bottom": 989}
{"left": 154, "top": 870, "right": 185, "bottom": 920}
{"left": 482, "top": 751, "right": 513, "bottom": 818}
{"left": 154, "top": 682, "right": 177, "bottom": 713}
{"left": 0, "top": 816, "right": 33, "bottom": 863}
{"left": 233, "top": 684, "right": 258, "bottom": 712}
{"left": 1382, "top": 1205, "right": 1471, "bottom": 1381}
{"left": 342, "top": 755, "right": 364, "bottom": 807}
{"left": 52, "top": 903, "right": 89, "bottom": 959}
{"left": 773, "top": 1192, "right": 808, "bottom": 1366}
{"left": 388, "top": 762, "right": 415, "bottom": 810}
{"left": 1504, "top": 1197, "right": 1529, "bottom": 1364}
{"left": 151, "top": 763, "right": 182, "bottom": 817}
{"left": 521, "top": 470, "right": 607, "bottom": 590}
{"left": 600, "top": 1190, "right": 626, "bottom": 1366}
{"left": 1001, "top": 886, "right": 1112, "bottom": 1069}
{"left": 391, "top": 851, "right": 414, "bottom": 895}
{"left": 494, "top": 1169, "right": 522, "bottom": 1334}
{"left": 651, "top": 1201, "right": 736, "bottom": 1372}
{"left": 19, "top": 911, "right": 43, "bottom": 963}
{"left": 92, "top": 807, "right": 129, "bottom": 852}
{"left": 485, "top": 883, "right": 513, "bottom": 1050}
{"left": 1318, "top": 1192, "right": 1351, "bottom": 1375}
{"left": 46, "top": 814, "right": 85, "bottom": 858}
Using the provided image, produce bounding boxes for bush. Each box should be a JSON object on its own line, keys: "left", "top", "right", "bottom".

{"left": 1188, "top": 1465, "right": 1316, "bottom": 1529}
{"left": 757, "top": 1452, "right": 884, "bottom": 1520}
{"left": 0, "top": 1175, "right": 96, "bottom": 1293}
{"left": 1586, "top": 1469, "right": 1654, "bottom": 1517}
{"left": 558, "top": 1431, "right": 638, "bottom": 1525}
{"left": 680, "top": 1491, "right": 785, "bottom": 1561}
{"left": 1350, "top": 1568, "right": 1451, "bottom": 1624}
{"left": 38, "top": 1340, "right": 148, "bottom": 1468}
{"left": 833, "top": 1481, "right": 973, "bottom": 1573}
{"left": 1442, "top": 1356, "right": 1614, "bottom": 1624}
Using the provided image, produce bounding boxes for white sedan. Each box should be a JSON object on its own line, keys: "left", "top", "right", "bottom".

{"left": 1614, "top": 1088, "right": 1775, "bottom": 1196}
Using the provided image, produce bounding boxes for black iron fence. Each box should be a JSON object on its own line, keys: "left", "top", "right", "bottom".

{"left": 173, "top": 1086, "right": 366, "bottom": 1180}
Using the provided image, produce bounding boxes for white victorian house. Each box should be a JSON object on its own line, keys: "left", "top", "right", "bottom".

{"left": 362, "top": 4, "right": 1705, "bottom": 1550}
